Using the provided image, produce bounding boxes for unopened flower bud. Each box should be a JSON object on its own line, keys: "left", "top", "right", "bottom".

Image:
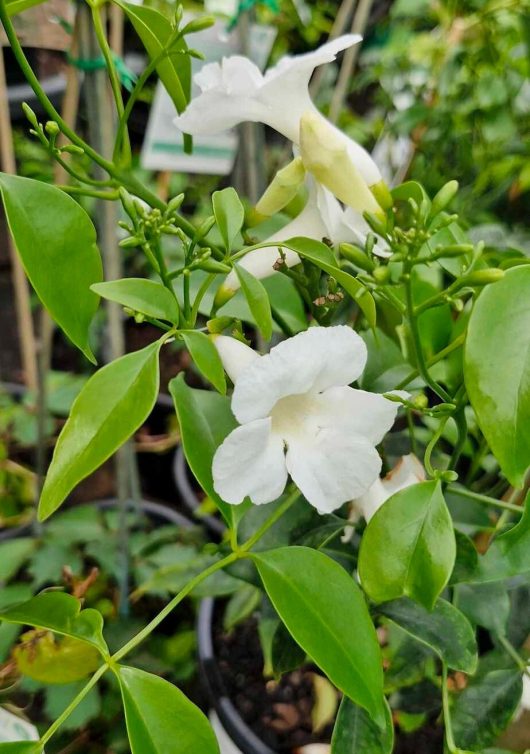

{"left": 45, "top": 120, "right": 60, "bottom": 137}
{"left": 182, "top": 15, "right": 216, "bottom": 34}
{"left": 119, "top": 236, "right": 142, "bottom": 248}
{"left": 196, "top": 215, "right": 215, "bottom": 240}
{"left": 166, "top": 193, "right": 185, "bottom": 214}
{"left": 255, "top": 156, "right": 306, "bottom": 216}
{"left": 197, "top": 259, "right": 232, "bottom": 273}
{"left": 460, "top": 268, "right": 504, "bottom": 288}
{"left": 207, "top": 316, "right": 234, "bottom": 334}
{"left": 60, "top": 144, "right": 85, "bottom": 155}
{"left": 119, "top": 188, "right": 137, "bottom": 219}
{"left": 364, "top": 211, "right": 387, "bottom": 237}
{"left": 22, "top": 102, "right": 39, "bottom": 128}
{"left": 339, "top": 243, "right": 374, "bottom": 272}
{"left": 430, "top": 180, "right": 459, "bottom": 217}
{"left": 372, "top": 266, "right": 390, "bottom": 284}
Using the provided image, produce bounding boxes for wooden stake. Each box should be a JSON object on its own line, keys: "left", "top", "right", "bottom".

{"left": 0, "top": 48, "right": 38, "bottom": 389}
{"left": 329, "top": 0, "right": 375, "bottom": 125}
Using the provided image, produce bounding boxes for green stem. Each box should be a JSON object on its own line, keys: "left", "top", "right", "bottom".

{"left": 447, "top": 485, "right": 523, "bottom": 514}
{"left": 90, "top": 2, "right": 131, "bottom": 165}
{"left": 112, "top": 551, "right": 239, "bottom": 662}
{"left": 403, "top": 266, "right": 452, "bottom": 402}
{"left": 40, "top": 664, "right": 107, "bottom": 745}
{"left": 0, "top": 0, "right": 113, "bottom": 174}
{"left": 424, "top": 416, "right": 449, "bottom": 477}
{"left": 57, "top": 184, "right": 120, "bottom": 200}
{"left": 442, "top": 664, "right": 458, "bottom": 754}
{"left": 238, "top": 488, "right": 300, "bottom": 552}
{"left": 497, "top": 634, "right": 530, "bottom": 675}
{"left": 189, "top": 273, "right": 216, "bottom": 327}
{"left": 396, "top": 334, "right": 465, "bottom": 391}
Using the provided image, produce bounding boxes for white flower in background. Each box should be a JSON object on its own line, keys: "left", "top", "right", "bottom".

{"left": 221, "top": 179, "right": 377, "bottom": 297}
{"left": 516, "top": 670, "right": 530, "bottom": 719}
{"left": 175, "top": 36, "right": 390, "bottom": 206}
{"left": 354, "top": 454, "right": 425, "bottom": 523}
{"left": 212, "top": 326, "right": 404, "bottom": 514}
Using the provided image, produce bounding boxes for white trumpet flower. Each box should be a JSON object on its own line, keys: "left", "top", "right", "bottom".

{"left": 175, "top": 36, "right": 389, "bottom": 201}
{"left": 211, "top": 326, "right": 404, "bottom": 514}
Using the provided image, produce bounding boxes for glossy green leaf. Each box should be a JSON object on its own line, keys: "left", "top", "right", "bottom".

{"left": 91, "top": 279, "right": 179, "bottom": 324}
{"left": 40, "top": 341, "right": 161, "bottom": 520}
{"left": 235, "top": 265, "right": 273, "bottom": 340}
{"left": 464, "top": 266, "right": 530, "bottom": 487}
{"left": 331, "top": 697, "right": 394, "bottom": 754}
{"left": 6, "top": 0, "right": 46, "bottom": 15}
{"left": 454, "top": 582, "right": 510, "bottom": 635}
{"left": 169, "top": 374, "right": 237, "bottom": 525}
{"left": 271, "top": 621, "right": 306, "bottom": 677}
{"left": 118, "top": 666, "right": 219, "bottom": 754}
{"left": 181, "top": 331, "right": 226, "bottom": 394}
{"left": 0, "top": 745, "right": 42, "bottom": 753}
{"left": 0, "top": 173, "right": 102, "bottom": 362}
{"left": 359, "top": 481, "right": 456, "bottom": 609}
{"left": 212, "top": 188, "right": 244, "bottom": 253}
{"left": 253, "top": 546, "right": 386, "bottom": 726}
{"left": 118, "top": 3, "right": 191, "bottom": 134}
{"left": 473, "top": 493, "right": 530, "bottom": 582}
{"left": 0, "top": 592, "right": 107, "bottom": 654}
{"left": 283, "top": 237, "right": 376, "bottom": 327}
{"left": 452, "top": 669, "right": 523, "bottom": 751}
{"left": 378, "top": 598, "right": 477, "bottom": 673}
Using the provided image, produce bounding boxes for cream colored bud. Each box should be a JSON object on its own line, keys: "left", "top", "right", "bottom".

{"left": 299, "top": 111, "right": 382, "bottom": 214}
{"left": 255, "top": 156, "right": 306, "bottom": 216}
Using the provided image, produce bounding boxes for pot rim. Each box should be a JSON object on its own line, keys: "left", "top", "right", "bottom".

{"left": 197, "top": 597, "right": 277, "bottom": 754}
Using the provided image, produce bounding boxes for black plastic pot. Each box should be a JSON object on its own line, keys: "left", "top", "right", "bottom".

{"left": 173, "top": 447, "right": 225, "bottom": 538}
{"left": 197, "top": 597, "right": 276, "bottom": 754}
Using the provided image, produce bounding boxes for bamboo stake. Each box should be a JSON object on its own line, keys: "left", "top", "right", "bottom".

{"left": 310, "top": 0, "right": 357, "bottom": 100}
{"left": 0, "top": 48, "right": 38, "bottom": 389}
{"left": 329, "top": 0, "right": 375, "bottom": 124}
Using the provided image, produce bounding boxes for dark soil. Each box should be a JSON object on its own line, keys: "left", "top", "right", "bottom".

{"left": 215, "top": 616, "right": 333, "bottom": 752}
{"left": 214, "top": 615, "right": 445, "bottom": 754}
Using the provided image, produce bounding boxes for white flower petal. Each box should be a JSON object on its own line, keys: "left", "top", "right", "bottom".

{"left": 175, "top": 57, "right": 267, "bottom": 135}
{"left": 353, "top": 454, "right": 425, "bottom": 522}
{"left": 175, "top": 36, "right": 363, "bottom": 144}
{"left": 212, "top": 418, "right": 287, "bottom": 505}
{"left": 381, "top": 453, "right": 425, "bottom": 496}
{"left": 311, "top": 386, "right": 402, "bottom": 445}
{"left": 232, "top": 326, "right": 367, "bottom": 423}
{"left": 213, "top": 335, "right": 259, "bottom": 383}
{"left": 285, "top": 428, "right": 381, "bottom": 513}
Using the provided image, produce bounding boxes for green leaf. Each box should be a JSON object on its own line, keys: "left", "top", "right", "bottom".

{"left": 6, "top": 0, "right": 46, "bottom": 15}
{"left": 473, "top": 493, "right": 530, "bottom": 582}
{"left": 212, "top": 188, "right": 244, "bottom": 253}
{"left": 39, "top": 341, "right": 161, "bottom": 520}
{"left": 0, "top": 173, "right": 102, "bottom": 362}
{"left": 331, "top": 697, "right": 394, "bottom": 754}
{"left": 0, "top": 745, "right": 42, "bottom": 753}
{"left": 358, "top": 481, "right": 456, "bottom": 609}
{"left": 0, "top": 592, "right": 107, "bottom": 654}
{"left": 234, "top": 265, "right": 273, "bottom": 340}
{"left": 253, "top": 546, "right": 385, "bottom": 726}
{"left": 0, "top": 539, "right": 35, "bottom": 583}
{"left": 91, "top": 279, "right": 179, "bottom": 324}
{"left": 169, "top": 374, "right": 237, "bottom": 526}
{"left": 454, "top": 582, "right": 510, "bottom": 635}
{"left": 378, "top": 598, "right": 477, "bottom": 674}
{"left": 271, "top": 621, "right": 306, "bottom": 677}
{"left": 452, "top": 669, "right": 523, "bottom": 751}
{"left": 464, "top": 266, "right": 530, "bottom": 487}
{"left": 118, "top": 3, "right": 191, "bottom": 121}
{"left": 283, "top": 237, "right": 376, "bottom": 327}
{"left": 118, "top": 666, "right": 219, "bottom": 754}
{"left": 181, "top": 331, "right": 226, "bottom": 394}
